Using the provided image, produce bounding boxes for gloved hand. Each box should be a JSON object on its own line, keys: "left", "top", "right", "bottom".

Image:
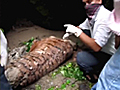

{"left": 0, "top": 30, "right": 8, "bottom": 67}
{"left": 64, "top": 24, "right": 83, "bottom": 37}
{"left": 62, "top": 32, "right": 72, "bottom": 39}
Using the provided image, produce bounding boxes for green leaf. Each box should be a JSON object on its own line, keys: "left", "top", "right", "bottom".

{"left": 22, "top": 37, "right": 35, "bottom": 52}
{"left": 52, "top": 72, "right": 57, "bottom": 76}
{"left": 30, "top": 37, "right": 34, "bottom": 42}
{"left": 56, "top": 88, "right": 61, "bottom": 90}
{"left": 60, "top": 70, "right": 66, "bottom": 76}
{"left": 51, "top": 62, "right": 86, "bottom": 84}
{"left": 26, "top": 46, "right": 30, "bottom": 52}
{"left": 71, "top": 84, "right": 75, "bottom": 87}
{"left": 60, "top": 84, "right": 66, "bottom": 89}
{"left": 51, "top": 72, "right": 57, "bottom": 78}
{"left": 47, "top": 86, "right": 55, "bottom": 90}
{"left": 66, "top": 62, "right": 72, "bottom": 68}
{"left": 66, "top": 80, "right": 70, "bottom": 85}
{"left": 35, "top": 85, "right": 41, "bottom": 90}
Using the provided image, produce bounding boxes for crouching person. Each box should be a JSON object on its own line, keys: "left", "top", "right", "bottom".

{"left": 0, "top": 29, "right": 13, "bottom": 90}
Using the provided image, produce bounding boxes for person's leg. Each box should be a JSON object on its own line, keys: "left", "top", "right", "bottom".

{"left": 91, "top": 46, "right": 120, "bottom": 90}
{"left": 0, "top": 65, "right": 13, "bottom": 90}
{"left": 76, "top": 51, "right": 99, "bottom": 83}
{"left": 90, "top": 51, "right": 111, "bottom": 75}
{"left": 76, "top": 50, "right": 111, "bottom": 83}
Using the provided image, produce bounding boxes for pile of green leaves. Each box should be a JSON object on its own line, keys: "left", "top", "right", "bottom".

{"left": 52, "top": 62, "right": 86, "bottom": 81}
{"left": 23, "top": 37, "right": 34, "bottom": 52}
{"left": 35, "top": 62, "right": 86, "bottom": 90}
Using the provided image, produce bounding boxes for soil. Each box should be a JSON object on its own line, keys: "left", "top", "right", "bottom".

{"left": 6, "top": 20, "right": 92, "bottom": 90}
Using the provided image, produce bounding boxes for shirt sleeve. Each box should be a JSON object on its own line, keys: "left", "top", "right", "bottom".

{"left": 0, "top": 30, "right": 8, "bottom": 66}
{"left": 78, "top": 18, "right": 90, "bottom": 30}
{"left": 94, "top": 23, "right": 113, "bottom": 47}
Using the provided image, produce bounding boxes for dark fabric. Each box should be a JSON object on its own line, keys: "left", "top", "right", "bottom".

{"left": 0, "top": 65, "right": 13, "bottom": 90}
{"left": 76, "top": 50, "right": 111, "bottom": 83}
{"left": 85, "top": 4, "right": 101, "bottom": 20}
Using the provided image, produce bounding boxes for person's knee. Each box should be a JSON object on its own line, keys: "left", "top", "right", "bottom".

{"left": 76, "top": 51, "right": 88, "bottom": 69}
{"left": 76, "top": 51, "right": 87, "bottom": 65}
{"left": 76, "top": 51, "right": 97, "bottom": 72}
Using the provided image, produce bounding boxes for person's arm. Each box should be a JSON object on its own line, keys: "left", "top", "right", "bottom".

{"left": 63, "top": 20, "right": 112, "bottom": 52}
{"left": 0, "top": 30, "right": 8, "bottom": 67}
{"left": 63, "top": 24, "right": 102, "bottom": 52}
{"left": 79, "top": 32, "right": 101, "bottom": 52}
{"left": 115, "top": 35, "right": 120, "bottom": 49}
{"left": 62, "top": 19, "right": 89, "bottom": 39}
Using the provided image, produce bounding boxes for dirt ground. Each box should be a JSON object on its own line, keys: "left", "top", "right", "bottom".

{"left": 6, "top": 24, "right": 91, "bottom": 90}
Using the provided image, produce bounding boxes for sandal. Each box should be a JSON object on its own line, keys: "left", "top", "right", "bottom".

{"left": 85, "top": 74, "right": 98, "bottom": 83}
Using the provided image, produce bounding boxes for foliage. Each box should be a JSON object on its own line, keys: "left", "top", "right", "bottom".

{"left": 23, "top": 37, "right": 34, "bottom": 52}
{"left": 35, "top": 85, "right": 41, "bottom": 90}
{"left": 49, "top": 63, "right": 86, "bottom": 90}
{"left": 52, "top": 62, "right": 86, "bottom": 81}
{"left": 34, "top": 62, "right": 86, "bottom": 90}
{"left": 0, "top": 28, "right": 4, "bottom": 33}
{"left": 89, "top": 82, "right": 94, "bottom": 89}
{"left": 47, "top": 79, "right": 72, "bottom": 90}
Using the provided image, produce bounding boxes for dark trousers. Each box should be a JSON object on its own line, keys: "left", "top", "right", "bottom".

{"left": 0, "top": 65, "right": 13, "bottom": 90}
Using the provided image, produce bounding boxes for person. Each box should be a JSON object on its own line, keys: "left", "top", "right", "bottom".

{"left": 0, "top": 29, "right": 13, "bottom": 90}
{"left": 62, "top": 0, "right": 116, "bottom": 83}
{"left": 91, "top": 0, "right": 120, "bottom": 89}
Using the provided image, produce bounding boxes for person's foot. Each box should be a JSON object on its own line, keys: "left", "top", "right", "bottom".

{"left": 86, "top": 74, "right": 98, "bottom": 83}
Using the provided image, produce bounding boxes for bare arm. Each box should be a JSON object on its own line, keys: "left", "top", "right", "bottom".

{"left": 79, "top": 32, "right": 102, "bottom": 52}
{"left": 115, "top": 35, "right": 120, "bottom": 49}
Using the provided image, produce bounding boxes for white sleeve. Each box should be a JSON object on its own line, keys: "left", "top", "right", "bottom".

{"left": 0, "top": 30, "right": 8, "bottom": 66}
{"left": 94, "top": 23, "right": 113, "bottom": 47}
{"left": 78, "top": 18, "right": 90, "bottom": 30}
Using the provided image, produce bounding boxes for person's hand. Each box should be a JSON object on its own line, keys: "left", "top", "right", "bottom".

{"left": 62, "top": 33, "right": 72, "bottom": 39}
{"left": 64, "top": 24, "right": 83, "bottom": 37}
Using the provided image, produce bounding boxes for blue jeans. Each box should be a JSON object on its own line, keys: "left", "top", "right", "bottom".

{"left": 0, "top": 65, "right": 13, "bottom": 90}
{"left": 76, "top": 50, "right": 111, "bottom": 83}
{"left": 91, "top": 46, "right": 120, "bottom": 90}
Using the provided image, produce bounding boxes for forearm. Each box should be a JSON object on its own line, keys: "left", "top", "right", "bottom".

{"left": 63, "top": 24, "right": 101, "bottom": 52}
{"left": 115, "top": 35, "right": 120, "bottom": 49}
{"left": 79, "top": 32, "right": 102, "bottom": 52}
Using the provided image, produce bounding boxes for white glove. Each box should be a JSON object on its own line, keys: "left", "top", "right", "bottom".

{"left": 0, "top": 30, "right": 8, "bottom": 67}
{"left": 64, "top": 24, "right": 83, "bottom": 37}
{"left": 62, "top": 32, "right": 72, "bottom": 39}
